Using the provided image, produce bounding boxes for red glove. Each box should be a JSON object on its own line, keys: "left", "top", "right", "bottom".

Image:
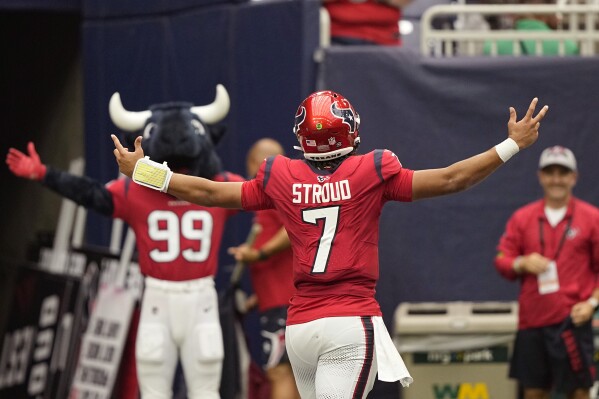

{"left": 6, "top": 142, "right": 47, "bottom": 181}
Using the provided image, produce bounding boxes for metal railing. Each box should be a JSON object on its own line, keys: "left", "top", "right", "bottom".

{"left": 421, "top": 3, "right": 599, "bottom": 56}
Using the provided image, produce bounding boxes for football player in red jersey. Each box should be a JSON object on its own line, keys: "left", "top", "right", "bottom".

{"left": 112, "top": 91, "right": 548, "bottom": 399}
{"left": 7, "top": 86, "right": 244, "bottom": 399}
{"left": 228, "top": 138, "right": 300, "bottom": 399}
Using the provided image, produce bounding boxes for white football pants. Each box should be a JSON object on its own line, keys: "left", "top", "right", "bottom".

{"left": 286, "top": 316, "right": 378, "bottom": 399}
{"left": 136, "top": 276, "right": 223, "bottom": 399}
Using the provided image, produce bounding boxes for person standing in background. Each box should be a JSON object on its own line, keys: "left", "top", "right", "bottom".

{"left": 323, "top": 0, "right": 413, "bottom": 45}
{"left": 495, "top": 146, "right": 599, "bottom": 399}
{"left": 228, "top": 138, "right": 300, "bottom": 399}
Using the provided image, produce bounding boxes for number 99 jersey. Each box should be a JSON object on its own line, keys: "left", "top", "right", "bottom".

{"left": 241, "top": 150, "right": 413, "bottom": 325}
{"left": 107, "top": 172, "right": 244, "bottom": 281}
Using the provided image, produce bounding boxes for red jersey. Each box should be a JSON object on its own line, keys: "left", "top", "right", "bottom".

{"left": 495, "top": 197, "right": 599, "bottom": 329}
{"left": 241, "top": 150, "right": 414, "bottom": 324}
{"left": 324, "top": 0, "right": 402, "bottom": 45}
{"left": 250, "top": 209, "right": 295, "bottom": 312}
{"left": 107, "top": 172, "right": 244, "bottom": 281}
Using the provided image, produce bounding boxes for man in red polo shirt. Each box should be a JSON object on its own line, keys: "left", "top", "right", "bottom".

{"left": 495, "top": 146, "right": 599, "bottom": 399}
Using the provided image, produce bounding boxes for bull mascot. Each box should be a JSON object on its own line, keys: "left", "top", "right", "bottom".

{"left": 6, "top": 85, "right": 245, "bottom": 399}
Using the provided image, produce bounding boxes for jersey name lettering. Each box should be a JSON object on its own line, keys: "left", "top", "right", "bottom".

{"left": 291, "top": 180, "right": 351, "bottom": 204}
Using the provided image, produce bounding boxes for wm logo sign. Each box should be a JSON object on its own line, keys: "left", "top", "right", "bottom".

{"left": 433, "top": 383, "right": 489, "bottom": 399}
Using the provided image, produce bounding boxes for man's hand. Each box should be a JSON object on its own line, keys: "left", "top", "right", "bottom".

{"left": 228, "top": 244, "right": 261, "bottom": 264}
{"left": 6, "top": 142, "right": 47, "bottom": 181}
{"left": 112, "top": 135, "right": 144, "bottom": 178}
{"left": 508, "top": 98, "right": 549, "bottom": 150}
{"left": 518, "top": 252, "right": 551, "bottom": 275}
{"left": 571, "top": 301, "right": 595, "bottom": 326}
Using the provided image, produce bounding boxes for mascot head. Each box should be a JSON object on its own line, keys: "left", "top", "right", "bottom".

{"left": 109, "top": 84, "right": 229, "bottom": 179}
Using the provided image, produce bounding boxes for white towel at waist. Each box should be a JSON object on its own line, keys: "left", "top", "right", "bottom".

{"left": 373, "top": 316, "right": 413, "bottom": 387}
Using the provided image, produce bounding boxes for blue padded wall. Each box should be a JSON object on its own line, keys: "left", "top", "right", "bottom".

{"left": 81, "top": 0, "right": 320, "bottom": 250}
{"left": 83, "top": 0, "right": 247, "bottom": 19}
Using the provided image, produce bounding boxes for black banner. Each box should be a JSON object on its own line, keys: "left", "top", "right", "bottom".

{"left": 0, "top": 264, "right": 81, "bottom": 399}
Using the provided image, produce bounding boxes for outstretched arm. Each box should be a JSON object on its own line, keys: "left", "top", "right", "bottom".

{"left": 112, "top": 135, "right": 243, "bottom": 208}
{"left": 7, "top": 142, "right": 114, "bottom": 215}
{"left": 412, "top": 98, "right": 548, "bottom": 201}
{"left": 167, "top": 173, "right": 243, "bottom": 208}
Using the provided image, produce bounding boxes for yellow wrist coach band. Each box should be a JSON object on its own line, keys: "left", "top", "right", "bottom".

{"left": 132, "top": 156, "right": 173, "bottom": 193}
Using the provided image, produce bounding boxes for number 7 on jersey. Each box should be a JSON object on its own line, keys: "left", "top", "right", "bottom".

{"left": 301, "top": 206, "right": 340, "bottom": 274}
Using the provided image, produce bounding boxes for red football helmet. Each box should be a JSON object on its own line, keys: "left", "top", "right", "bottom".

{"left": 293, "top": 90, "right": 360, "bottom": 161}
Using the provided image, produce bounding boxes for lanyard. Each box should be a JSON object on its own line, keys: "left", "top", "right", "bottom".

{"left": 538, "top": 214, "right": 573, "bottom": 261}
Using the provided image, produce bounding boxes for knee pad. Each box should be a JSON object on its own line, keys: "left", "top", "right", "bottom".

{"left": 136, "top": 323, "right": 168, "bottom": 363}
{"left": 194, "top": 323, "right": 224, "bottom": 362}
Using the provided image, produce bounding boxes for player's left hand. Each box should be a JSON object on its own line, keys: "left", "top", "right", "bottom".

{"left": 507, "top": 97, "right": 549, "bottom": 150}
{"left": 570, "top": 301, "right": 595, "bottom": 326}
{"left": 112, "top": 135, "right": 144, "bottom": 178}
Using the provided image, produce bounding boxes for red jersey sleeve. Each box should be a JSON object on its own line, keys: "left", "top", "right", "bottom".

{"left": 494, "top": 213, "right": 522, "bottom": 281}
{"left": 381, "top": 150, "right": 414, "bottom": 202}
{"left": 241, "top": 160, "right": 275, "bottom": 211}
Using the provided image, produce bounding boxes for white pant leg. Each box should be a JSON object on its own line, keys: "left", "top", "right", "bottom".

{"left": 136, "top": 288, "right": 178, "bottom": 399}
{"left": 286, "top": 322, "right": 319, "bottom": 399}
{"left": 286, "top": 316, "right": 377, "bottom": 399}
{"left": 178, "top": 280, "right": 223, "bottom": 399}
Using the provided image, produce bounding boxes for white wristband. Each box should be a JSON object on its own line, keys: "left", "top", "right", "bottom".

{"left": 587, "top": 297, "right": 599, "bottom": 309}
{"left": 162, "top": 170, "right": 173, "bottom": 193}
{"left": 132, "top": 156, "right": 173, "bottom": 193}
{"left": 495, "top": 138, "right": 520, "bottom": 163}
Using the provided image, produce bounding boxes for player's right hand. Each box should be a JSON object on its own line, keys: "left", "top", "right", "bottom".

{"left": 112, "top": 134, "right": 144, "bottom": 178}
{"left": 6, "top": 142, "right": 47, "bottom": 181}
{"left": 507, "top": 97, "right": 549, "bottom": 150}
